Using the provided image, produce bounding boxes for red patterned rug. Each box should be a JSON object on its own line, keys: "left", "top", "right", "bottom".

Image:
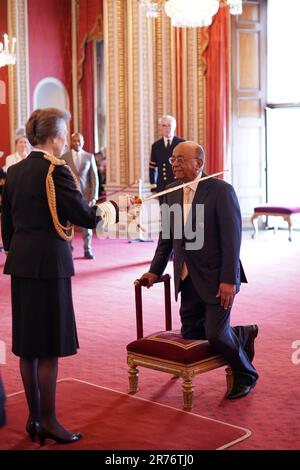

{"left": 0, "top": 378, "right": 250, "bottom": 450}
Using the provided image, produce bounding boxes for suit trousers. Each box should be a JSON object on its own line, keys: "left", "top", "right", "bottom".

{"left": 82, "top": 227, "right": 93, "bottom": 252}
{"left": 179, "top": 276, "right": 258, "bottom": 385}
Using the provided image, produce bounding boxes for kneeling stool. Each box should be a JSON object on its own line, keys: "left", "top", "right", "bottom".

{"left": 127, "top": 274, "right": 233, "bottom": 410}
{"left": 251, "top": 205, "right": 300, "bottom": 242}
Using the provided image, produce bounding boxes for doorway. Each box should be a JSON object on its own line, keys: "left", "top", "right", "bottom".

{"left": 266, "top": 0, "right": 300, "bottom": 227}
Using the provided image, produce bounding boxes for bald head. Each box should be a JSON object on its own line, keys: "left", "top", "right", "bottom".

{"left": 176, "top": 141, "right": 205, "bottom": 163}
{"left": 171, "top": 141, "right": 205, "bottom": 183}
{"left": 71, "top": 132, "right": 84, "bottom": 152}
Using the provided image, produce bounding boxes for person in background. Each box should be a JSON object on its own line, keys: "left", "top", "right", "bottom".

{"left": 149, "top": 115, "right": 185, "bottom": 204}
{"left": 3, "top": 129, "right": 29, "bottom": 172}
{"left": 63, "top": 133, "right": 99, "bottom": 259}
{"left": 1, "top": 107, "right": 133, "bottom": 445}
{"left": 0, "top": 167, "right": 5, "bottom": 202}
{"left": 94, "top": 147, "right": 107, "bottom": 202}
{"left": 140, "top": 140, "right": 259, "bottom": 400}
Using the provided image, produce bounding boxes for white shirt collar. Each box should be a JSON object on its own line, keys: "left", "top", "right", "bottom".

{"left": 163, "top": 136, "right": 173, "bottom": 147}
{"left": 186, "top": 171, "right": 203, "bottom": 193}
{"left": 16, "top": 151, "right": 27, "bottom": 159}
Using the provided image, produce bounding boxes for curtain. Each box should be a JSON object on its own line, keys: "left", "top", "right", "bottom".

{"left": 80, "top": 42, "right": 95, "bottom": 153}
{"left": 77, "top": 0, "right": 103, "bottom": 153}
{"left": 204, "top": 5, "right": 230, "bottom": 175}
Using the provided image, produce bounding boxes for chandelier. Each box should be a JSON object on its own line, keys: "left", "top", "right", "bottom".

{"left": 0, "top": 34, "right": 16, "bottom": 68}
{"left": 139, "top": 0, "right": 243, "bottom": 26}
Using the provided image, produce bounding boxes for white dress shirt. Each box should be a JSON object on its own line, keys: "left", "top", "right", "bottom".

{"left": 72, "top": 149, "right": 82, "bottom": 171}
{"left": 4, "top": 152, "right": 27, "bottom": 172}
{"left": 181, "top": 180, "right": 199, "bottom": 280}
{"left": 163, "top": 137, "right": 173, "bottom": 148}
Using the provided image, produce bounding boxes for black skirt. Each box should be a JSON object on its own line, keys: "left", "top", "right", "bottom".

{"left": 11, "top": 276, "right": 79, "bottom": 358}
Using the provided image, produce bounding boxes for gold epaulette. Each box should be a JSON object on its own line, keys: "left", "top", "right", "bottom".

{"left": 43, "top": 154, "right": 66, "bottom": 166}
{"left": 43, "top": 153, "right": 79, "bottom": 241}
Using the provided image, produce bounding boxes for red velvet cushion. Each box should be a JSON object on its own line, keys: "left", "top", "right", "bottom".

{"left": 127, "top": 330, "right": 221, "bottom": 365}
{"left": 254, "top": 205, "right": 300, "bottom": 215}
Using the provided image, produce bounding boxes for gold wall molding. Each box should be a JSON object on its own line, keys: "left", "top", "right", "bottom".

{"left": 104, "top": 0, "right": 120, "bottom": 186}
{"left": 104, "top": 1, "right": 206, "bottom": 191}
{"left": 72, "top": 0, "right": 79, "bottom": 132}
{"left": 117, "top": 0, "right": 128, "bottom": 185}
{"left": 186, "top": 28, "right": 198, "bottom": 142}
{"left": 197, "top": 28, "right": 207, "bottom": 146}
{"left": 7, "top": 0, "right": 30, "bottom": 151}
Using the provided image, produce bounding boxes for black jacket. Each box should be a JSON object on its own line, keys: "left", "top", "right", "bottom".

{"left": 149, "top": 136, "right": 185, "bottom": 192}
{"left": 1, "top": 151, "right": 101, "bottom": 279}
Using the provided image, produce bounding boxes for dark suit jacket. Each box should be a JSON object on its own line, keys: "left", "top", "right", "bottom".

{"left": 62, "top": 150, "right": 99, "bottom": 202}
{"left": 149, "top": 136, "right": 185, "bottom": 192}
{"left": 1, "top": 151, "right": 101, "bottom": 279}
{"left": 149, "top": 175, "right": 247, "bottom": 303}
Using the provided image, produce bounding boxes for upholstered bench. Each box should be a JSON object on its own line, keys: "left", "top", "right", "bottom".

{"left": 251, "top": 205, "right": 300, "bottom": 242}
{"left": 127, "top": 275, "right": 232, "bottom": 410}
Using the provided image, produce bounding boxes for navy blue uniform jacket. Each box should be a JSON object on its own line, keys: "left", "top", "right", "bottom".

{"left": 1, "top": 151, "right": 103, "bottom": 279}
{"left": 149, "top": 136, "right": 185, "bottom": 192}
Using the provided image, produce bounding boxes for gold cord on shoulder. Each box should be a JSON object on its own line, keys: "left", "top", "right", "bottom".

{"left": 43, "top": 154, "right": 79, "bottom": 241}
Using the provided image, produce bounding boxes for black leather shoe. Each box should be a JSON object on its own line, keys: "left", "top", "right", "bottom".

{"left": 244, "top": 324, "right": 258, "bottom": 362}
{"left": 84, "top": 251, "right": 95, "bottom": 259}
{"left": 226, "top": 381, "right": 256, "bottom": 400}
{"left": 26, "top": 420, "right": 40, "bottom": 442}
{"left": 38, "top": 428, "right": 82, "bottom": 445}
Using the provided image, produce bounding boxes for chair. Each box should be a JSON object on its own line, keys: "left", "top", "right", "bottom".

{"left": 251, "top": 205, "right": 300, "bottom": 242}
{"left": 127, "top": 274, "right": 233, "bottom": 410}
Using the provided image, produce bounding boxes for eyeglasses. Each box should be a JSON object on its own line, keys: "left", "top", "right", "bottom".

{"left": 168, "top": 156, "right": 199, "bottom": 165}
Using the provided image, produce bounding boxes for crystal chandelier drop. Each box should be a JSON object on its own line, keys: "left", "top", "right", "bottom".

{"left": 227, "top": 0, "right": 243, "bottom": 15}
{"left": 139, "top": 0, "right": 243, "bottom": 27}
{"left": 0, "top": 34, "right": 16, "bottom": 68}
{"left": 165, "top": 0, "right": 220, "bottom": 27}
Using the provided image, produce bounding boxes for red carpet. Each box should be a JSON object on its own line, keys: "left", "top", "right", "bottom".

{"left": 0, "top": 378, "right": 250, "bottom": 450}
{"left": 1, "top": 230, "right": 300, "bottom": 449}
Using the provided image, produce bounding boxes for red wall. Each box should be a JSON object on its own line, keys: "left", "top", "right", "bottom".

{"left": 27, "top": 0, "right": 73, "bottom": 117}
{"left": 0, "top": 0, "right": 11, "bottom": 166}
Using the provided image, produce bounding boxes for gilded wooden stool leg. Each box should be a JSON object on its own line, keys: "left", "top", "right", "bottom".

{"left": 225, "top": 367, "right": 234, "bottom": 393}
{"left": 182, "top": 372, "right": 194, "bottom": 411}
{"left": 251, "top": 213, "right": 259, "bottom": 239}
{"left": 284, "top": 215, "right": 293, "bottom": 242}
{"left": 128, "top": 360, "right": 139, "bottom": 394}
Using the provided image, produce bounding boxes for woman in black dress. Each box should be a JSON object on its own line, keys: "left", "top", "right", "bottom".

{"left": 1, "top": 108, "right": 121, "bottom": 444}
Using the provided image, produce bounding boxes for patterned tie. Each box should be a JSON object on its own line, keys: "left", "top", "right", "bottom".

{"left": 181, "top": 186, "right": 192, "bottom": 280}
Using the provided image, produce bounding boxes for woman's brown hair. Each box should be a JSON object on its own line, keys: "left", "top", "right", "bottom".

{"left": 26, "top": 108, "right": 70, "bottom": 146}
